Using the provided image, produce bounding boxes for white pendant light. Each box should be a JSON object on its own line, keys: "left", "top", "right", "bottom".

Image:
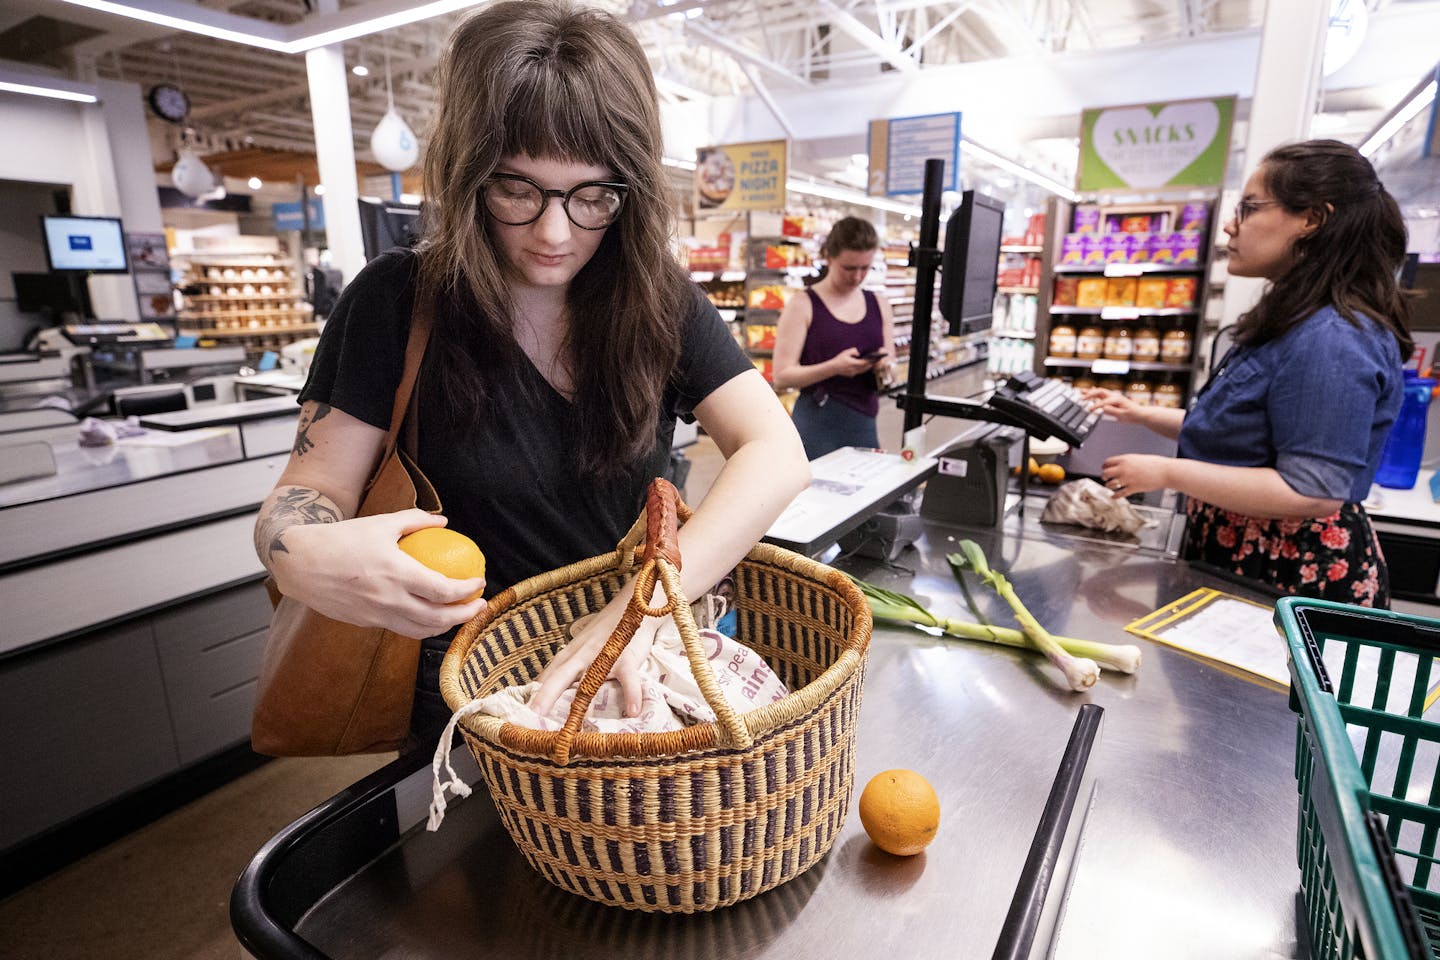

{"left": 172, "top": 148, "right": 216, "bottom": 198}
{"left": 369, "top": 46, "right": 419, "bottom": 172}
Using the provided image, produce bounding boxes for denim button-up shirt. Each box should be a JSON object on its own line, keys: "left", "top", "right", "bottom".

{"left": 1177, "top": 306, "right": 1403, "bottom": 502}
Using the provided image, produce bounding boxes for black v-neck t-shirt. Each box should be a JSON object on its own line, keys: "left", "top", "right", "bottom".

{"left": 298, "top": 249, "right": 751, "bottom": 599}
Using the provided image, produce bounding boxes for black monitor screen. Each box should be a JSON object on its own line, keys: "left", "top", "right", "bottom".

{"left": 358, "top": 199, "right": 422, "bottom": 261}
{"left": 42, "top": 215, "right": 129, "bottom": 273}
{"left": 13, "top": 272, "right": 81, "bottom": 315}
{"left": 938, "top": 190, "right": 1006, "bottom": 337}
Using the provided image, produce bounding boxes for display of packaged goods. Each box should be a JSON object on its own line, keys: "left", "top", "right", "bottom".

{"left": 1103, "top": 234, "right": 1129, "bottom": 263}
{"left": 1097, "top": 376, "right": 1125, "bottom": 393}
{"left": 1076, "top": 325, "right": 1105, "bottom": 360}
{"left": 1059, "top": 235, "right": 1084, "bottom": 265}
{"left": 1178, "top": 201, "right": 1211, "bottom": 232}
{"left": 688, "top": 246, "right": 729, "bottom": 271}
{"left": 1103, "top": 325, "right": 1134, "bottom": 360}
{"left": 1053, "top": 276, "right": 1080, "bottom": 306}
{"left": 1106, "top": 277, "right": 1138, "bottom": 307}
{"left": 782, "top": 215, "right": 806, "bottom": 237}
{"left": 1124, "top": 379, "right": 1154, "bottom": 405}
{"left": 1165, "top": 277, "right": 1199, "bottom": 309}
{"left": 1136, "top": 277, "right": 1170, "bottom": 308}
{"left": 1149, "top": 233, "right": 1176, "bottom": 263}
{"left": 1072, "top": 375, "right": 1097, "bottom": 391}
{"left": 1049, "top": 323, "right": 1078, "bottom": 357}
{"left": 1081, "top": 234, "right": 1105, "bottom": 265}
{"left": 1153, "top": 379, "right": 1184, "bottom": 408}
{"left": 1072, "top": 206, "right": 1101, "bottom": 233}
{"left": 1174, "top": 231, "right": 1203, "bottom": 264}
{"left": 1116, "top": 214, "right": 1158, "bottom": 234}
{"left": 745, "top": 325, "right": 777, "bottom": 350}
{"left": 1132, "top": 324, "right": 1161, "bottom": 361}
{"left": 752, "top": 357, "right": 773, "bottom": 382}
{"left": 1161, "top": 327, "right": 1193, "bottom": 362}
{"left": 1076, "top": 277, "right": 1108, "bottom": 307}
{"left": 748, "top": 285, "right": 789, "bottom": 310}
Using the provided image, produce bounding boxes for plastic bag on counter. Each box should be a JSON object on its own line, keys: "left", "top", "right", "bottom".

{"left": 1040, "top": 478, "right": 1153, "bottom": 536}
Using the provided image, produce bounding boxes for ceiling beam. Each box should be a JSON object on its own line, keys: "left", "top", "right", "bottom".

{"left": 814, "top": 0, "right": 917, "bottom": 72}
{"left": 684, "top": 19, "right": 812, "bottom": 86}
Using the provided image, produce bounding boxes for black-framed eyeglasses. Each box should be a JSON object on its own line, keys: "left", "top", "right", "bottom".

{"left": 1234, "top": 199, "right": 1283, "bottom": 224}
{"left": 481, "top": 173, "right": 627, "bottom": 230}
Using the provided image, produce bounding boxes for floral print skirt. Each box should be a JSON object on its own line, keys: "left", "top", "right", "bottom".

{"left": 1183, "top": 498, "right": 1390, "bottom": 608}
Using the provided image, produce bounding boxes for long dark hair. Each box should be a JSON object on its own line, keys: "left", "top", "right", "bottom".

{"left": 1234, "top": 139, "right": 1413, "bottom": 361}
{"left": 417, "top": 0, "right": 691, "bottom": 475}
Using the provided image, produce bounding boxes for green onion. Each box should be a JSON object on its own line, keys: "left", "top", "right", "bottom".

{"left": 848, "top": 573, "right": 1141, "bottom": 677}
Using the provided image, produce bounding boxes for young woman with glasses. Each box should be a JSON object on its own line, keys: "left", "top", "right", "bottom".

{"left": 1083, "top": 139, "right": 1414, "bottom": 605}
{"left": 252, "top": 0, "right": 810, "bottom": 748}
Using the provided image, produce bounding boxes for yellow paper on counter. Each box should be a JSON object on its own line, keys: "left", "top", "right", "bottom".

{"left": 1125, "top": 588, "right": 1287, "bottom": 689}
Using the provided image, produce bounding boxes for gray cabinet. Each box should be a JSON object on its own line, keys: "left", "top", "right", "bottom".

{"left": 0, "top": 579, "right": 269, "bottom": 851}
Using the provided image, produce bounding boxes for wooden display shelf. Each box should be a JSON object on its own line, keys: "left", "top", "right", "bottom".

{"left": 182, "top": 323, "right": 320, "bottom": 339}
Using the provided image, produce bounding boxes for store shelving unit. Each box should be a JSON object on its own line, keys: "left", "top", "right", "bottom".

{"left": 175, "top": 253, "right": 316, "bottom": 359}
{"left": 739, "top": 236, "right": 816, "bottom": 384}
{"left": 1033, "top": 194, "right": 1219, "bottom": 409}
{"left": 989, "top": 222, "right": 1047, "bottom": 380}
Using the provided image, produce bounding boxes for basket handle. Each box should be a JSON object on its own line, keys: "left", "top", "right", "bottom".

{"left": 552, "top": 478, "right": 753, "bottom": 765}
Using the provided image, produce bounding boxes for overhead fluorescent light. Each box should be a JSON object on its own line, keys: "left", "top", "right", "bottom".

{"left": 1359, "top": 74, "right": 1438, "bottom": 158}
{"left": 962, "top": 138, "right": 1079, "bottom": 203}
{"left": 786, "top": 177, "right": 923, "bottom": 217}
{"left": 0, "top": 79, "right": 98, "bottom": 103}
{"left": 55, "top": 0, "right": 487, "bottom": 54}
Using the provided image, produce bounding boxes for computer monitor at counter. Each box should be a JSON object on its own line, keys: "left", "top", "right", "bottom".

{"left": 41, "top": 215, "right": 128, "bottom": 274}
{"left": 358, "top": 198, "right": 422, "bottom": 261}
{"left": 937, "top": 189, "right": 1006, "bottom": 338}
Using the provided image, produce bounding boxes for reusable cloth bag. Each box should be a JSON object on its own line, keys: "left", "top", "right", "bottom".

{"left": 251, "top": 298, "right": 437, "bottom": 756}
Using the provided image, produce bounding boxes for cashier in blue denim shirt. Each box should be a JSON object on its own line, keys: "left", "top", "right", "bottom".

{"left": 1083, "top": 140, "right": 1413, "bottom": 607}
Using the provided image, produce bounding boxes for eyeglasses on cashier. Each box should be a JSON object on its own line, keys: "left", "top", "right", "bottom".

{"left": 1233, "top": 199, "right": 1283, "bottom": 224}
{"left": 481, "top": 173, "right": 628, "bottom": 230}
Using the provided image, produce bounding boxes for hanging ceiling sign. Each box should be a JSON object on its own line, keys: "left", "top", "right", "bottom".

{"left": 1078, "top": 96, "right": 1236, "bottom": 192}
{"left": 694, "top": 139, "right": 787, "bottom": 212}
{"left": 868, "top": 112, "right": 960, "bottom": 197}
{"left": 273, "top": 198, "right": 326, "bottom": 232}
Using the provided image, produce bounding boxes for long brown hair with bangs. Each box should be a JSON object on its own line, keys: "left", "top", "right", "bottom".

{"left": 1234, "top": 139, "right": 1414, "bottom": 361}
{"left": 417, "top": 0, "right": 691, "bottom": 476}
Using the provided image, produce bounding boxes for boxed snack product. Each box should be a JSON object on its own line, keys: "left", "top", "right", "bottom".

{"left": 1076, "top": 277, "right": 1108, "bottom": 308}
{"left": 1178, "top": 201, "right": 1211, "bottom": 232}
{"left": 1053, "top": 276, "right": 1080, "bottom": 307}
{"left": 1174, "top": 231, "right": 1203, "bottom": 264}
{"left": 1081, "top": 234, "right": 1105, "bottom": 265}
{"left": 782, "top": 215, "right": 806, "bottom": 237}
{"left": 1165, "top": 277, "right": 1198, "bottom": 309}
{"left": 1104, "top": 234, "right": 1130, "bottom": 263}
{"left": 1106, "top": 277, "right": 1138, "bottom": 307}
{"left": 749, "top": 285, "right": 789, "bottom": 310}
{"left": 1072, "top": 206, "right": 1101, "bottom": 233}
{"left": 1149, "top": 233, "right": 1176, "bottom": 264}
{"left": 1119, "top": 214, "right": 1157, "bottom": 234}
{"left": 1059, "top": 234, "right": 1085, "bottom": 265}
{"left": 1125, "top": 233, "right": 1151, "bottom": 263}
{"left": 1136, "top": 277, "right": 1170, "bottom": 309}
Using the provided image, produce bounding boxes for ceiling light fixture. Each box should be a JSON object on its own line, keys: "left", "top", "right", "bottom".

{"left": 0, "top": 79, "right": 98, "bottom": 103}
{"left": 248, "top": 176, "right": 263, "bottom": 189}
{"left": 55, "top": 0, "right": 487, "bottom": 54}
{"left": 352, "top": 64, "right": 369, "bottom": 77}
{"left": 785, "top": 177, "right": 923, "bottom": 217}
{"left": 1359, "top": 71, "right": 1438, "bottom": 158}
{"left": 961, "top": 138, "right": 1080, "bottom": 202}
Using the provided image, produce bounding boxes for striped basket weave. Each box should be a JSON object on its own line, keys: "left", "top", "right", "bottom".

{"left": 439, "top": 479, "right": 871, "bottom": 913}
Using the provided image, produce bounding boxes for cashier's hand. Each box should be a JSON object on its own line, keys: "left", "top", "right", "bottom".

{"left": 530, "top": 602, "right": 665, "bottom": 720}
{"left": 1100, "top": 454, "right": 1173, "bottom": 499}
{"left": 1081, "top": 387, "right": 1145, "bottom": 424}
{"left": 270, "top": 510, "right": 486, "bottom": 639}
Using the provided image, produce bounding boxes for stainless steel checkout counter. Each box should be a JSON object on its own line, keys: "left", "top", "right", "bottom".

{"left": 232, "top": 500, "right": 1310, "bottom": 959}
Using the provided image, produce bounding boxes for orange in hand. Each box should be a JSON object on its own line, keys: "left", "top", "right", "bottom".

{"left": 397, "top": 527, "right": 485, "bottom": 603}
{"left": 858, "top": 769, "right": 940, "bottom": 856}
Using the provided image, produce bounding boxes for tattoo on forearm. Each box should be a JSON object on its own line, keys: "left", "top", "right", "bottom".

{"left": 255, "top": 486, "right": 342, "bottom": 562}
{"left": 293, "top": 403, "right": 332, "bottom": 457}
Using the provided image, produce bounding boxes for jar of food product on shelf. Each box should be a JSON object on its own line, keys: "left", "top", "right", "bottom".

{"left": 1076, "top": 324, "right": 1105, "bottom": 360}
{"left": 1103, "top": 325, "right": 1133, "bottom": 361}
{"left": 1072, "top": 375, "right": 1097, "bottom": 392}
{"left": 1153, "top": 378, "right": 1185, "bottom": 408}
{"left": 1161, "top": 325, "right": 1193, "bottom": 362}
{"left": 1131, "top": 322, "right": 1161, "bottom": 361}
{"left": 1098, "top": 377, "right": 1125, "bottom": 394}
{"left": 1049, "top": 322, "right": 1078, "bottom": 357}
{"left": 1124, "top": 378, "right": 1153, "bottom": 406}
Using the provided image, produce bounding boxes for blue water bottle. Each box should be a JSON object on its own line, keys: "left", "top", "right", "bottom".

{"left": 1376, "top": 371, "right": 1437, "bottom": 489}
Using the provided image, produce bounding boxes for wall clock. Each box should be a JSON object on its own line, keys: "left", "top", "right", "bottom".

{"left": 148, "top": 83, "right": 191, "bottom": 124}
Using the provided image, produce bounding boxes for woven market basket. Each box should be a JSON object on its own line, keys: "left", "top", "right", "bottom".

{"left": 439, "top": 479, "right": 871, "bottom": 913}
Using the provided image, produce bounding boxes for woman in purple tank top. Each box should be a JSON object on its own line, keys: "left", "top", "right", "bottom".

{"left": 772, "top": 217, "right": 897, "bottom": 460}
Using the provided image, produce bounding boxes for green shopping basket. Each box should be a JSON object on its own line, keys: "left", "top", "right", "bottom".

{"left": 1279, "top": 597, "right": 1440, "bottom": 960}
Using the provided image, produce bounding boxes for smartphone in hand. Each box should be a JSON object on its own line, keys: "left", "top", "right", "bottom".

{"left": 859, "top": 348, "right": 886, "bottom": 361}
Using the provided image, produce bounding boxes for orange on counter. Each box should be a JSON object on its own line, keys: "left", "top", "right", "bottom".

{"left": 398, "top": 527, "right": 485, "bottom": 603}
{"left": 858, "top": 769, "right": 940, "bottom": 856}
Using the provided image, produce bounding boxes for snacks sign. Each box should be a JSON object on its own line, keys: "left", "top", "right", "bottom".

{"left": 1078, "top": 96, "right": 1235, "bottom": 192}
{"left": 695, "top": 140, "right": 787, "bottom": 212}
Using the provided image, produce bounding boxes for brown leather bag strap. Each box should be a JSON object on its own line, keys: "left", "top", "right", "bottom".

{"left": 376, "top": 289, "right": 433, "bottom": 477}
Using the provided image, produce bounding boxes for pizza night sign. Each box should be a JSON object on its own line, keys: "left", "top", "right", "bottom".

{"left": 1078, "top": 96, "right": 1236, "bottom": 192}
